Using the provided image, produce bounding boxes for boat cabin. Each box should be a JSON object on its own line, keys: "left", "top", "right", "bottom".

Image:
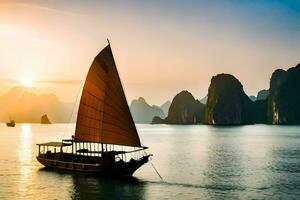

{"left": 37, "top": 141, "right": 72, "bottom": 154}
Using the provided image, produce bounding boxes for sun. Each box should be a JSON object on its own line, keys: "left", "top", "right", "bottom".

{"left": 21, "top": 78, "right": 33, "bottom": 87}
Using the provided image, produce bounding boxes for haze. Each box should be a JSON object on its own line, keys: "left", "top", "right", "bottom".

{"left": 0, "top": 0, "right": 300, "bottom": 105}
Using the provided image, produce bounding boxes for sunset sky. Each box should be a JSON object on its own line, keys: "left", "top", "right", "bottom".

{"left": 0, "top": 0, "right": 300, "bottom": 105}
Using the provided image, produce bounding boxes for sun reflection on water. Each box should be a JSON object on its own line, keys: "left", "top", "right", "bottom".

{"left": 17, "top": 124, "right": 33, "bottom": 197}
{"left": 19, "top": 124, "right": 32, "bottom": 162}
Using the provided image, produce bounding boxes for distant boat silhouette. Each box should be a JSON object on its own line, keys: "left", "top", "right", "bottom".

{"left": 36, "top": 42, "right": 151, "bottom": 176}
{"left": 41, "top": 114, "right": 51, "bottom": 124}
{"left": 6, "top": 118, "right": 15, "bottom": 127}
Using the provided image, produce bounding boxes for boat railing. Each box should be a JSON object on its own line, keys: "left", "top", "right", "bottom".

{"left": 37, "top": 140, "right": 150, "bottom": 164}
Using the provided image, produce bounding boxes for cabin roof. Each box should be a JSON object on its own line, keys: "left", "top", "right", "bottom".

{"left": 36, "top": 142, "right": 72, "bottom": 147}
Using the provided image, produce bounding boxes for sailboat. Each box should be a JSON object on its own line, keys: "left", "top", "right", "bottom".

{"left": 6, "top": 116, "right": 15, "bottom": 127}
{"left": 36, "top": 42, "right": 151, "bottom": 176}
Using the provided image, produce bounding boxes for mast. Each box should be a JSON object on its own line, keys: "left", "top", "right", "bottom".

{"left": 101, "top": 38, "right": 109, "bottom": 153}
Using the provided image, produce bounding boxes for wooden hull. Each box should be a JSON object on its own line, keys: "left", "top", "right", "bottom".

{"left": 6, "top": 123, "right": 15, "bottom": 127}
{"left": 37, "top": 154, "right": 150, "bottom": 176}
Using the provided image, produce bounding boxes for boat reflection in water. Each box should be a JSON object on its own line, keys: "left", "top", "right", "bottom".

{"left": 36, "top": 41, "right": 151, "bottom": 176}
{"left": 38, "top": 168, "right": 147, "bottom": 200}
{"left": 72, "top": 174, "right": 147, "bottom": 200}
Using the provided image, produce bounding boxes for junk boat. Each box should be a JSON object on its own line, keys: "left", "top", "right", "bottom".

{"left": 6, "top": 118, "right": 15, "bottom": 127}
{"left": 36, "top": 42, "right": 151, "bottom": 176}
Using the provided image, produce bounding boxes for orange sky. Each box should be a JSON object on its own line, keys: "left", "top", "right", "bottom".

{"left": 0, "top": 1, "right": 299, "bottom": 105}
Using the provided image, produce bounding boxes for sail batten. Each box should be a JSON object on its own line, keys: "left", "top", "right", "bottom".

{"left": 75, "top": 44, "right": 141, "bottom": 147}
{"left": 79, "top": 91, "right": 135, "bottom": 125}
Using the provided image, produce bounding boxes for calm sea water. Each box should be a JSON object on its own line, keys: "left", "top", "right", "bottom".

{"left": 0, "top": 124, "right": 300, "bottom": 200}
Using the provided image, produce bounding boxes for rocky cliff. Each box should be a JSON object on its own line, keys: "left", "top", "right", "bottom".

{"left": 253, "top": 99, "right": 268, "bottom": 123}
{"left": 268, "top": 69, "right": 288, "bottom": 123}
{"left": 41, "top": 114, "right": 52, "bottom": 124}
{"left": 205, "top": 74, "right": 255, "bottom": 125}
{"left": 268, "top": 63, "right": 300, "bottom": 124}
{"left": 163, "top": 90, "right": 205, "bottom": 124}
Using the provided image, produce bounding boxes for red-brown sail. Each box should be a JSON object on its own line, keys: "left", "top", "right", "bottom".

{"left": 75, "top": 44, "right": 141, "bottom": 147}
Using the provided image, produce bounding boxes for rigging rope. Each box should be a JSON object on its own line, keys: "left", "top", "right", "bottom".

{"left": 150, "top": 162, "right": 164, "bottom": 181}
{"left": 63, "top": 80, "right": 84, "bottom": 138}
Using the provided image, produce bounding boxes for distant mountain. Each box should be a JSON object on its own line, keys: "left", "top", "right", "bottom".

{"left": 153, "top": 90, "right": 205, "bottom": 124}
{"left": 160, "top": 100, "right": 171, "bottom": 116}
{"left": 249, "top": 95, "right": 257, "bottom": 102}
{"left": 257, "top": 89, "right": 269, "bottom": 101}
{"left": 268, "top": 63, "right": 300, "bottom": 124}
{"left": 152, "top": 116, "right": 165, "bottom": 124}
{"left": 200, "top": 95, "right": 208, "bottom": 104}
{"left": 0, "top": 86, "right": 73, "bottom": 123}
{"left": 130, "top": 97, "right": 165, "bottom": 123}
{"left": 205, "top": 74, "right": 255, "bottom": 125}
{"left": 154, "top": 64, "right": 300, "bottom": 125}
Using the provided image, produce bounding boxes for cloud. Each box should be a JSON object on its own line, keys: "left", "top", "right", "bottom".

{"left": 36, "top": 80, "right": 82, "bottom": 85}
{"left": 0, "top": 79, "right": 82, "bottom": 85}
{"left": 0, "top": 79, "right": 19, "bottom": 84}
{"left": 15, "top": 2, "right": 81, "bottom": 16}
